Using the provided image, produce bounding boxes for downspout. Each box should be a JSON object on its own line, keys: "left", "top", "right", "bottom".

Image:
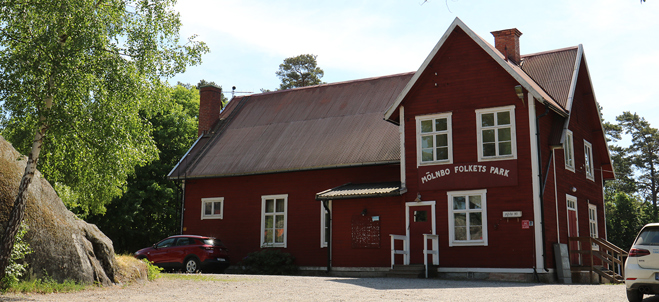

{"left": 536, "top": 105, "right": 550, "bottom": 273}
{"left": 180, "top": 179, "right": 186, "bottom": 234}
{"left": 322, "top": 199, "right": 332, "bottom": 273}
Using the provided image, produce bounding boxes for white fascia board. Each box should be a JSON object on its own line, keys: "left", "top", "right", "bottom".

{"left": 167, "top": 134, "right": 204, "bottom": 178}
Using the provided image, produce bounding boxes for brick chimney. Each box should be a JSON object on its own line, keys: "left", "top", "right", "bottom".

{"left": 198, "top": 85, "right": 223, "bottom": 136}
{"left": 491, "top": 28, "right": 523, "bottom": 64}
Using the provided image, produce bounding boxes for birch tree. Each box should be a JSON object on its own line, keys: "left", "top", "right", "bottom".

{"left": 0, "top": 0, "right": 207, "bottom": 283}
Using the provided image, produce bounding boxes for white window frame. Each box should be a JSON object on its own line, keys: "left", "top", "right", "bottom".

{"left": 320, "top": 201, "right": 332, "bottom": 248}
{"left": 416, "top": 112, "right": 453, "bottom": 166}
{"left": 447, "top": 189, "right": 488, "bottom": 247}
{"left": 584, "top": 140, "right": 594, "bottom": 181}
{"left": 564, "top": 130, "right": 575, "bottom": 172}
{"left": 588, "top": 204, "right": 598, "bottom": 239}
{"left": 476, "top": 105, "right": 517, "bottom": 162}
{"left": 260, "top": 194, "right": 288, "bottom": 248}
{"left": 201, "top": 197, "right": 224, "bottom": 220}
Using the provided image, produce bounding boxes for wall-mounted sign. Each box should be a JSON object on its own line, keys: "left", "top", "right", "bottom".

{"left": 522, "top": 220, "right": 530, "bottom": 229}
{"left": 503, "top": 211, "right": 522, "bottom": 218}
{"left": 418, "top": 160, "right": 518, "bottom": 190}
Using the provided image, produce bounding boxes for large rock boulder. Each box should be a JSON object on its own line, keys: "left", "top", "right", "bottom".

{"left": 0, "top": 136, "right": 116, "bottom": 285}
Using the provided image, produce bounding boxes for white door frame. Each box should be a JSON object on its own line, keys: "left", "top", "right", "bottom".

{"left": 405, "top": 201, "right": 436, "bottom": 258}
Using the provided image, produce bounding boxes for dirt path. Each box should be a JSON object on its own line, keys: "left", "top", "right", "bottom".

{"left": 0, "top": 274, "right": 634, "bottom": 301}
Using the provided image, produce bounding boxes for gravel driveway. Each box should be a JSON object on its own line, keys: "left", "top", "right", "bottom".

{"left": 0, "top": 274, "right": 645, "bottom": 301}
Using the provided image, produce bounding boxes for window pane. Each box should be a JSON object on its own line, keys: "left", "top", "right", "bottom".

{"left": 421, "top": 135, "right": 433, "bottom": 148}
{"left": 469, "top": 195, "right": 481, "bottom": 209}
{"left": 275, "top": 215, "right": 285, "bottom": 228}
{"left": 455, "top": 226, "right": 467, "bottom": 241}
{"left": 497, "top": 111, "right": 510, "bottom": 125}
{"left": 499, "top": 142, "right": 512, "bottom": 155}
{"left": 275, "top": 229, "right": 284, "bottom": 243}
{"left": 454, "top": 213, "right": 466, "bottom": 226}
{"left": 265, "top": 216, "right": 273, "bottom": 228}
{"left": 470, "top": 226, "right": 483, "bottom": 240}
{"left": 204, "top": 202, "right": 213, "bottom": 215}
{"left": 498, "top": 128, "right": 511, "bottom": 141}
{"left": 435, "top": 118, "right": 447, "bottom": 131}
{"left": 436, "top": 147, "right": 448, "bottom": 160}
{"left": 213, "top": 201, "right": 222, "bottom": 215}
{"left": 264, "top": 230, "right": 273, "bottom": 244}
{"left": 265, "top": 199, "right": 274, "bottom": 213}
{"left": 482, "top": 113, "right": 495, "bottom": 127}
{"left": 436, "top": 134, "right": 447, "bottom": 147}
{"left": 421, "top": 120, "right": 432, "bottom": 133}
{"left": 453, "top": 196, "right": 466, "bottom": 210}
{"left": 276, "top": 199, "right": 285, "bottom": 212}
{"left": 470, "top": 212, "right": 482, "bottom": 226}
{"left": 422, "top": 149, "right": 434, "bottom": 162}
{"left": 483, "top": 143, "right": 496, "bottom": 157}
{"left": 482, "top": 129, "right": 495, "bottom": 143}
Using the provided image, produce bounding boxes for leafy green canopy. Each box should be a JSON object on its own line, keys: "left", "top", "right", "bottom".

{"left": 276, "top": 54, "right": 324, "bottom": 90}
{"left": 87, "top": 84, "right": 199, "bottom": 253}
{"left": 0, "top": 0, "right": 208, "bottom": 216}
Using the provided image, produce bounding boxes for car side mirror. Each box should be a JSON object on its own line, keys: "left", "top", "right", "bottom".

{"left": 152, "top": 244, "right": 157, "bottom": 249}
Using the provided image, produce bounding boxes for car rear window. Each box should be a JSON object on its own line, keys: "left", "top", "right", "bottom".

{"left": 635, "top": 227, "right": 659, "bottom": 246}
{"left": 203, "top": 239, "right": 225, "bottom": 247}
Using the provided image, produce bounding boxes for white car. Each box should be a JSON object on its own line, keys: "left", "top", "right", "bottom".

{"left": 625, "top": 223, "right": 659, "bottom": 302}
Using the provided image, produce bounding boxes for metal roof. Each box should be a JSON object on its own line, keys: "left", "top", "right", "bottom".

{"left": 315, "top": 182, "right": 403, "bottom": 200}
{"left": 521, "top": 47, "right": 579, "bottom": 110}
{"left": 172, "top": 73, "right": 413, "bottom": 179}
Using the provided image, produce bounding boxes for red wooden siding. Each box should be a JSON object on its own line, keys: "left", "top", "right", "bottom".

{"left": 182, "top": 164, "right": 401, "bottom": 267}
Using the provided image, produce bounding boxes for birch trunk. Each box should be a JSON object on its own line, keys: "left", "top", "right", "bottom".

{"left": 0, "top": 95, "right": 52, "bottom": 284}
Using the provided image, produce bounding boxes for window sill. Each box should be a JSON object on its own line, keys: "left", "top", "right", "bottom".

{"left": 418, "top": 160, "right": 453, "bottom": 167}
{"left": 201, "top": 216, "right": 223, "bottom": 220}
{"left": 449, "top": 241, "right": 487, "bottom": 247}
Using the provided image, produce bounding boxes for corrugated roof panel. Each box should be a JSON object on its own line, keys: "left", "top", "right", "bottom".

{"left": 315, "top": 182, "right": 402, "bottom": 200}
{"left": 521, "top": 47, "right": 579, "bottom": 110}
{"left": 184, "top": 73, "right": 412, "bottom": 178}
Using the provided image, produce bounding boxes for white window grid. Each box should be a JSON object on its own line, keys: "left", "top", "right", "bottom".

{"left": 261, "top": 194, "right": 288, "bottom": 248}
{"left": 201, "top": 197, "right": 224, "bottom": 220}
{"left": 447, "top": 189, "right": 488, "bottom": 247}
{"left": 564, "top": 130, "right": 575, "bottom": 172}
{"left": 584, "top": 140, "right": 594, "bottom": 181}
{"left": 476, "top": 105, "right": 516, "bottom": 162}
{"left": 416, "top": 113, "right": 453, "bottom": 166}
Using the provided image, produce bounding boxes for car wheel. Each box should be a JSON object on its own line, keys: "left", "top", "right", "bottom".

{"left": 626, "top": 289, "right": 643, "bottom": 302}
{"left": 185, "top": 257, "right": 200, "bottom": 273}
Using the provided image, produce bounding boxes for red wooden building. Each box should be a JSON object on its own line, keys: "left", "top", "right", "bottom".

{"left": 169, "top": 18, "right": 615, "bottom": 281}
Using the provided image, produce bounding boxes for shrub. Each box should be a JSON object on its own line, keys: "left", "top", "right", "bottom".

{"left": 239, "top": 249, "right": 298, "bottom": 275}
{"left": 142, "top": 258, "right": 163, "bottom": 281}
{"left": 2, "top": 222, "right": 33, "bottom": 288}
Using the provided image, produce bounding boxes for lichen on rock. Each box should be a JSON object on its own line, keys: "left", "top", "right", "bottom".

{"left": 0, "top": 136, "right": 117, "bottom": 285}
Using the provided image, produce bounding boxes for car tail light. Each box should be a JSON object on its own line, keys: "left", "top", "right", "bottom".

{"left": 629, "top": 248, "right": 651, "bottom": 257}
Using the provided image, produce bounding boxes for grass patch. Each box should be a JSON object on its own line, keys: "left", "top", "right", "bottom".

{"left": 4, "top": 277, "right": 88, "bottom": 294}
{"left": 162, "top": 273, "right": 252, "bottom": 282}
{"left": 115, "top": 254, "right": 149, "bottom": 284}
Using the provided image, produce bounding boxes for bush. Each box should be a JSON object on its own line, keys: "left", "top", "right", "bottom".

{"left": 142, "top": 259, "right": 163, "bottom": 281}
{"left": 239, "top": 249, "right": 298, "bottom": 275}
{"left": 2, "top": 222, "right": 33, "bottom": 288}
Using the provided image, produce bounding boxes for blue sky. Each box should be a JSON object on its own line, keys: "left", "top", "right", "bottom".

{"left": 171, "top": 0, "right": 659, "bottom": 129}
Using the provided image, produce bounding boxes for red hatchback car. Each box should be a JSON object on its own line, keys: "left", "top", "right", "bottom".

{"left": 134, "top": 235, "right": 230, "bottom": 273}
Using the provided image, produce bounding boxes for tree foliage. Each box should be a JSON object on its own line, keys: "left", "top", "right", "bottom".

{"left": 276, "top": 54, "right": 324, "bottom": 90}
{"left": 0, "top": 0, "right": 208, "bottom": 216}
{"left": 86, "top": 84, "right": 199, "bottom": 253}
{"left": 0, "top": 0, "right": 208, "bottom": 282}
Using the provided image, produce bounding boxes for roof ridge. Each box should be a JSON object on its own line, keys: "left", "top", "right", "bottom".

{"left": 522, "top": 46, "right": 579, "bottom": 58}
{"left": 244, "top": 71, "right": 416, "bottom": 98}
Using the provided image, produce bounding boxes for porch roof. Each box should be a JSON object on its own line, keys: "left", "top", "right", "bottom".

{"left": 315, "top": 182, "right": 403, "bottom": 201}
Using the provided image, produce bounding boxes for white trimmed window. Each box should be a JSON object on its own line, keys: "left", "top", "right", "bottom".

{"left": 564, "top": 130, "right": 575, "bottom": 172}
{"left": 588, "top": 204, "right": 598, "bottom": 239}
{"left": 476, "top": 106, "right": 516, "bottom": 161}
{"left": 416, "top": 113, "right": 453, "bottom": 165}
{"left": 201, "top": 197, "right": 224, "bottom": 220}
{"left": 447, "top": 189, "right": 488, "bottom": 246}
{"left": 320, "top": 201, "right": 331, "bottom": 248}
{"left": 584, "top": 140, "right": 594, "bottom": 181}
{"left": 261, "top": 194, "right": 288, "bottom": 248}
